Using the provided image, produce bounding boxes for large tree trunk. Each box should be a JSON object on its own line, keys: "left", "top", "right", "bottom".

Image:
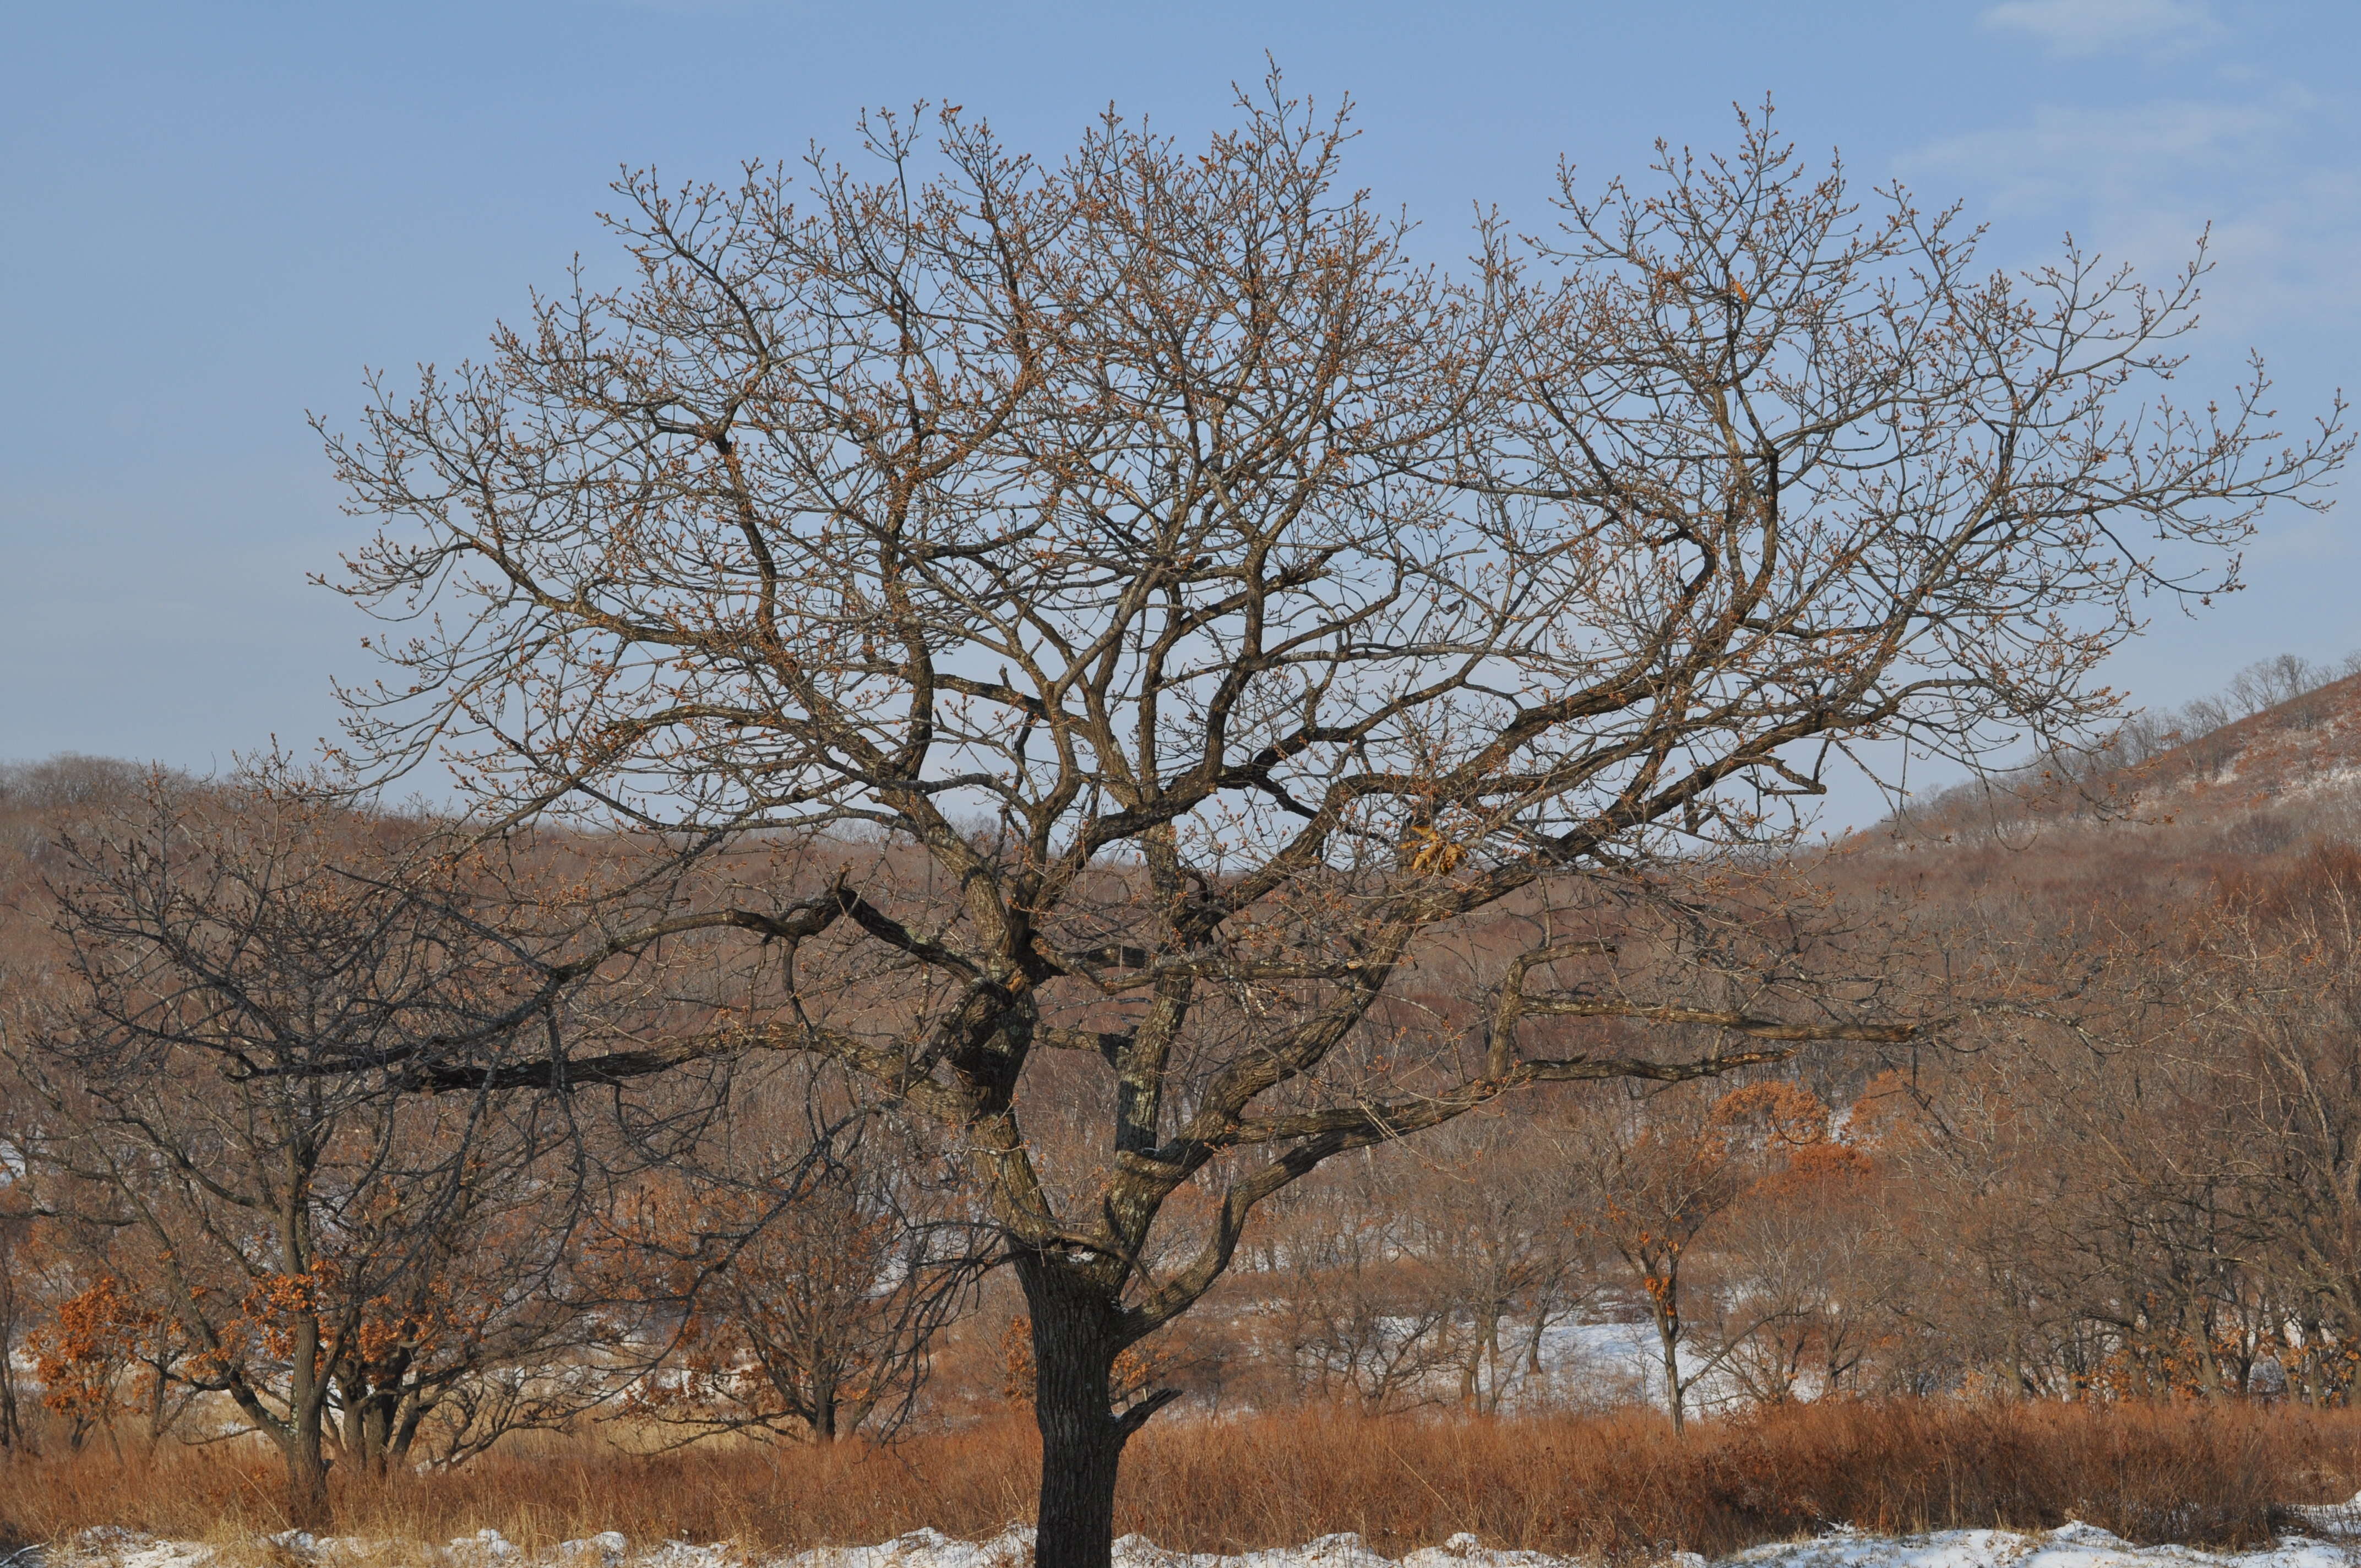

{"left": 282, "top": 1422, "right": 333, "bottom": 1529}
{"left": 1019, "top": 1255, "right": 1158, "bottom": 1568}
{"left": 339, "top": 1371, "right": 392, "bottom": 1476}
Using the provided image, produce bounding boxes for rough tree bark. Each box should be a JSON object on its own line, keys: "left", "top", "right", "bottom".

{"left": 1019, "top": 1255, "right": 1177, "bottom": 1568}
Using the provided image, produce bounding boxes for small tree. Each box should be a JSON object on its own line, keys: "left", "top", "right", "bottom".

{"left": 321, "top": 84, "right": 2343, "bottom": 1567}
{"left": 1705, "top": 1130, "right": 1892, "bottom": 1406}
{"left": 1559, "top": 1084, "right": 1732, "bottom": 1430}
{"left": 26, "top": 1274, "right": 189, "bottom": 1453}
{"left": 621, "top": 1127, "right": 976, "bottom": 1445}
{"left": 6, "top": 776, "right": 598, "bottom": 1522}
{"left": 1253, "top": 1153, "right": 1461, "bottom": 1410}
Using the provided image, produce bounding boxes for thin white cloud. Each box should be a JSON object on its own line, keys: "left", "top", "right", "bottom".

{"left": 1910, "top": 96, "right": 2297, "bottom": 212}
{"left": 1979, "top": 0, "right": 2221, "bottom": 58}
{"left": 1901, "top": 90, "right": 2361, "bottom": 341}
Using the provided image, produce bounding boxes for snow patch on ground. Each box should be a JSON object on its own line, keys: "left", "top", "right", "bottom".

{"left": 1722, "top": 1523, "right": 2354, "bottom": 1568}
{"left": 36, "top": 1519, "right": 2361, "bottom": 1568}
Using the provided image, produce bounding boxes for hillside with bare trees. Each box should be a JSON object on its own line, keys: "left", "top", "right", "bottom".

{"left": 14, "top": 654, "right": 2361, "bottom": 1551}
{"left": 3, "top": 84, "right": 2357, "bottom": 1568}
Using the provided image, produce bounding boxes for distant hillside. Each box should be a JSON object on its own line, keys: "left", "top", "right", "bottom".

{"left": 1837, "top": 655, "right": 2361, "bottom": 922}
{"left": 1873, "top": 655, "right": 2361, "bottom": 846}
{"left": 2134, "top": 668, "right": 2361, "bottom": 813}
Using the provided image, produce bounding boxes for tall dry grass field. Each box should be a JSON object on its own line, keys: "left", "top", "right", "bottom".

{"left": 7, "top": 1401, "right": 2360, "bottom": 1560}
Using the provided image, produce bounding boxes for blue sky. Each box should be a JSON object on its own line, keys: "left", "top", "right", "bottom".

{"left": 4, "top": 0, "right": 2356, "bottom": 819}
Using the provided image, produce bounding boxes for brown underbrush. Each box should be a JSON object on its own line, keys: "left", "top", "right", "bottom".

{"left": 4, "top": 1401, "right": 2359, "bottom": 1561}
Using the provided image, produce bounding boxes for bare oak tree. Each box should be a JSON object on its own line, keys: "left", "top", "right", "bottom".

{"left": 5, "top": 776, "right": 602, "bottom": 1522}
{"left": 319, "top": 85, "right": 2343, "bottom": 1567}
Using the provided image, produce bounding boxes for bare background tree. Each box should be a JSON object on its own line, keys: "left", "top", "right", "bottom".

{"left": 613, "top": 1099, "right": 980, "bottom": 1446}
{"left": 1, "top": 775, "right": 613, "bottom": 1520}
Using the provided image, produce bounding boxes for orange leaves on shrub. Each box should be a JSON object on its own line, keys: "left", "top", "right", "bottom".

{"left": 1712, "top": 1081, "right": 1835, "bottom": 1148}
{"left": 30, "top": 1277, "right": 164, "bottom": 1431}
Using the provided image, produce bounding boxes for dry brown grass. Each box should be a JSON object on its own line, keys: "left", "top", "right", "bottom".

{"left": 5, "top": 1401, "right": 2359, "bottom": 1561}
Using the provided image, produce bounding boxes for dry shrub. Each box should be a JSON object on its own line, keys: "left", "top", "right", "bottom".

{"left": 0, "top": 1433, "right": 1041, "bottom": 1556}
{"left": 1120, "top": 1401, "right": 2359, "bottom": 1557}
{"left": 5, "top": 1401, "right": 2360, "bottom": 1560}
